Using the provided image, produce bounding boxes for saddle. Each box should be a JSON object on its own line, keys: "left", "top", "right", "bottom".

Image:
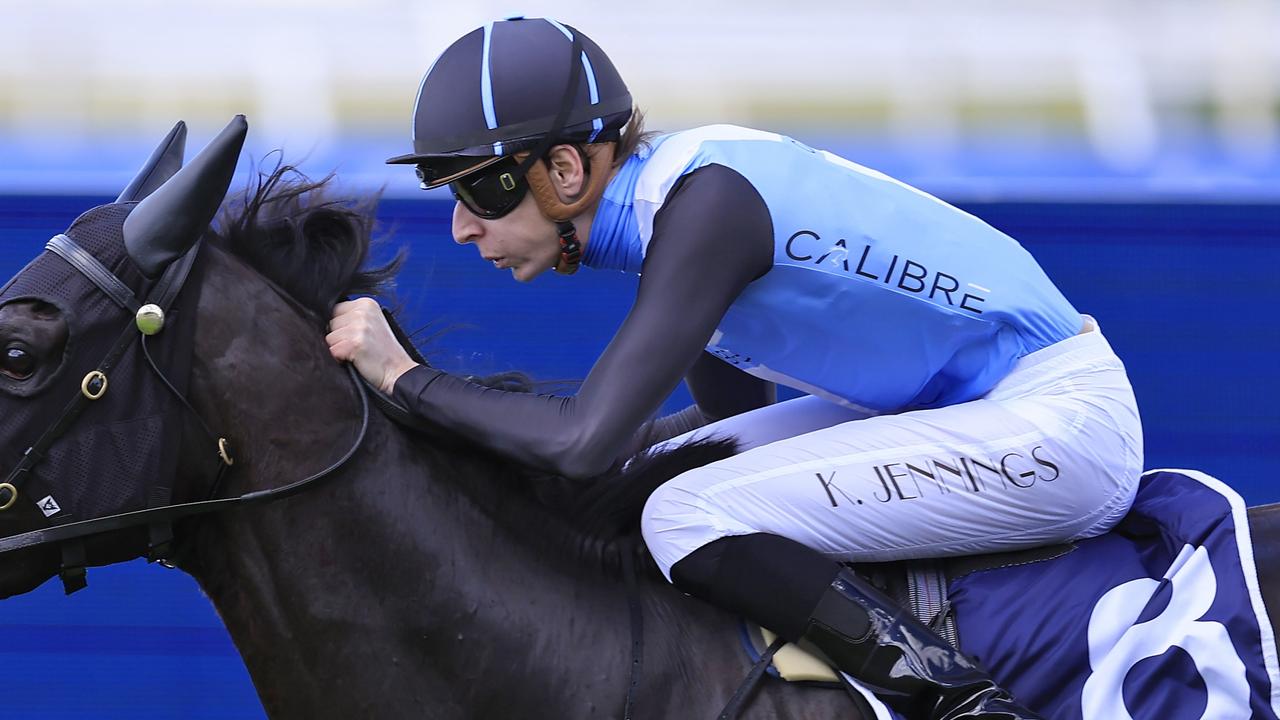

{"left": 742, "top": 543, "right": 1075, "bottom": 684}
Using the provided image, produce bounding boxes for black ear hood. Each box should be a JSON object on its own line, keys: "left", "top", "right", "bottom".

{"left": 124, "top": 115, "right": 246, "bottom": 277}
{"left": 117, "top": 121, "right": 188, "bottom": 203}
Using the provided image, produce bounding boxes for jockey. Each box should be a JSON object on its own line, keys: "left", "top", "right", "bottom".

{"left": 327, "top": 17, "right": 1143, "bottom": 719}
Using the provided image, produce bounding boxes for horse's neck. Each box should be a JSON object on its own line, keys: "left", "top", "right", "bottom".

{"left": 163, "top": 245, "right": 862, "bottom": 718}
{"left": 180, "top": 253, "right": 750, "bottom": 716}
{"left": 188, "top": 405, "right": 732, "bottom": 718}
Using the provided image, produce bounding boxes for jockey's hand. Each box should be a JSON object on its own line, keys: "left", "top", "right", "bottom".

{"left": 326, "top": 298, "right": 419, "bottom": 395}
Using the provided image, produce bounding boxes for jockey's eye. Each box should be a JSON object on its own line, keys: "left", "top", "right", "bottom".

{"left": 1, "top": 346, "right": 36, "bottom": 380}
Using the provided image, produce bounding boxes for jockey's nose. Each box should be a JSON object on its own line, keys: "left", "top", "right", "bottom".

{"left": 451, "top": 201, "right": 481, "bottom": 245}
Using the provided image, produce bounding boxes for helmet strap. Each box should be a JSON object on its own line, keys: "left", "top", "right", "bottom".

{"left": 554, "top": 221, "right": 582, "bottom": 275}
{"left": 500, "top": 29, "right": 610, "bottom": 274}
{"left": 511, "top": 33, "right": 584, "bottom": 183}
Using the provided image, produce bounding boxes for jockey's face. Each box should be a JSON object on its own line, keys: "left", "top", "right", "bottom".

{"left": 451, "top": 190, "right": 559, "bottom": 283}
{"left": 451, "top": 144, "right": 592, "bottom": 283}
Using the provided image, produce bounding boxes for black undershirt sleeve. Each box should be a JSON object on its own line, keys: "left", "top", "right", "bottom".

{"left": 392, "top": 164, "right": 775, "bottom": 478}
{"left": 686, "top": 350, "right": 777, "bottom": 422}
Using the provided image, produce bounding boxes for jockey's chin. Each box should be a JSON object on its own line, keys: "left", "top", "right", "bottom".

{"left": 508, "top": 256, "right": 557, "bottom": 283}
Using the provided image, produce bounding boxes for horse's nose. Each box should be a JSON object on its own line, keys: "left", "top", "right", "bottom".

{"left": 451, "top": 201, "right": 480, "bottom": 245}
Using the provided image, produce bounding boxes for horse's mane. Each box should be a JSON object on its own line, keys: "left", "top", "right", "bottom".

{"left": 211, "top": 165, "right": 738, "bottom": 575}
{"left": 543, "top": 438, "right": 740, "bottom": 569}
{"left": 213, "top": 162, "right": 402, "bottom": 316}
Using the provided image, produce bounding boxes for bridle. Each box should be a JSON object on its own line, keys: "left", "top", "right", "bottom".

{"left": 0, "top": 231, "right": 371, "bottom": 593}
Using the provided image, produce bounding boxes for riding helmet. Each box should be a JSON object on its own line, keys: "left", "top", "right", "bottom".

{"left": 387, "top": 17, "right": 633, "bottom": 189}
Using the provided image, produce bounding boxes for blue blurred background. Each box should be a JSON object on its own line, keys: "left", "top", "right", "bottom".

{"left": 1, "top": 2, "right": 1278, "bottom": 717}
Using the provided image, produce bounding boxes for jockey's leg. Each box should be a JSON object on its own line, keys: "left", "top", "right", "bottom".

{"left": 670, "top": 532, "right": 1039, "bottom": 719}
{"left": 643, "top": 318, "right": 1141, "bottom": 575}
{"left": 642, "top": 323, "right": 1141, "bottom": 716}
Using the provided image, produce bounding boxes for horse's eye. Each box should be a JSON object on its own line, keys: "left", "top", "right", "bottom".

{"left": 1, "top": 346, "right": 35, "bottom": 379}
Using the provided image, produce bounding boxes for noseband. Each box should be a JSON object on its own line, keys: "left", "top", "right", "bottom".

{"left": 0, "top": 233, "right": 370, "bottom": 593}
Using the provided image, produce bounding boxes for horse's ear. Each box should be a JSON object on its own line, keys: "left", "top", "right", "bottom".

{"left": 116, "top": 121, "right": 187, "bottom": 203}
{"left": 123, "top": 115, "right": 248, "bottom": 277}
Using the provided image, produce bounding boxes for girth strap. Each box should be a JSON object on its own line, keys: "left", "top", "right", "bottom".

{"left": 906, "top": 559, "right": 958, "bottom": 648}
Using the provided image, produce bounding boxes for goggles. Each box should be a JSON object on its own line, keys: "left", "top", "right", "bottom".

{"left": 419, "top": 157, "right": 529, "bottom": 220}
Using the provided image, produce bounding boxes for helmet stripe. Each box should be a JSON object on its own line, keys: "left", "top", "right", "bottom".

{"left": 544, "top": 19, "right": 605, "bottom": 143}
{"left": 544, "top": 17, "right": 574, "bottom": 41}
{"left": 481, "top": 23, "right": 503, "bottom": 154}
{"left": 580, "top": 51, "right": 604, "bottom": 141}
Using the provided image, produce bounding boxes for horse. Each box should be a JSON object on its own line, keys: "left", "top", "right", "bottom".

{"left": 1, "top": 117, "right": 1278, "bottom": 719}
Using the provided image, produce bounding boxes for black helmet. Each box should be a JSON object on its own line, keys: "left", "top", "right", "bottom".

{"left": 387, "top": 17, "right": 633, "bottom": 188}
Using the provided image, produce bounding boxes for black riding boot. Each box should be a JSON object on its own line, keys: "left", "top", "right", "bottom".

{"left": 669, "top": 533, "right": 1041, "bottom": 720}
{"left": 805, "top": 568, "right": 1041, "bottom": 720}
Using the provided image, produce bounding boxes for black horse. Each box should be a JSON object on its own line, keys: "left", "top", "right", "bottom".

{"left": 2, "top": 118, "right": 1279, "bottom": 719}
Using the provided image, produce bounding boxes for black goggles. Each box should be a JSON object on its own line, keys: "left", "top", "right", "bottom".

{"left": 421, "top": 157, "right": 529, "bottom": 220}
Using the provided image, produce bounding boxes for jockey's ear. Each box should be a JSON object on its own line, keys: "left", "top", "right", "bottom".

{"left": 544, "top": 144, "right": 589, "bottom": 204}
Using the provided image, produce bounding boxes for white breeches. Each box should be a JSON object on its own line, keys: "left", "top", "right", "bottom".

{"left": 641, "top": 316, "right": 1144, "bottom": 581}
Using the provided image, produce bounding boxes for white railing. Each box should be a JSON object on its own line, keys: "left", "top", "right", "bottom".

{"left": 0, "top": 0, "right": 1275, "bottom": 190}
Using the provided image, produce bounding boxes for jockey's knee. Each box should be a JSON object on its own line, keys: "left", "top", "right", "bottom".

{"left": 641, "top": 470, "right": 729, "bottom": 582}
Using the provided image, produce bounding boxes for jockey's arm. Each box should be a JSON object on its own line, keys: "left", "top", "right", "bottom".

{"left": 392, "top": 164, "right": 774, "bottom": 478}
{"left": 621, "top": 352, "right": 778, "bottom": 455}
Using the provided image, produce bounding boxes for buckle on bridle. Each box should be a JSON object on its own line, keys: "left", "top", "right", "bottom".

{"left": 80, "top": 370, "right": 108, "bottom": 400}
{"left": 0, "top": 482, "right": 16, "bottom": 511}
